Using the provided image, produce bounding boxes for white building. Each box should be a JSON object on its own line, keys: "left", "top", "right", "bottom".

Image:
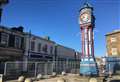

{"left": 24, "top": 33, "right": 56, "bottom": 61}
{"left": 56, "top": 44, "right": 76, "bottom": 61}
{"left": 23, "top": 32, "right": 81, "bottom": 62}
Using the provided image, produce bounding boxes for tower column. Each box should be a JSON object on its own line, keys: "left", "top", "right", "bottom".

{"left": 87, "top": 27, "right": 89, "bottom": 57}
{"left": 84, "top": 28, "right": 87, "bottom": 57}
{"left": 88, "top": 28, "right": 92, "bottom": 56}
{"left": 91, "top": 28, "right": 95, "bottom": 57}
{"left": 81, "top": 28, "right": 84, "bottom": 58}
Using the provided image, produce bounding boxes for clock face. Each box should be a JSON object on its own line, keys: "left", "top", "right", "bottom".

{"left": 80, "top": 12, "right": 91, "bottom": 24}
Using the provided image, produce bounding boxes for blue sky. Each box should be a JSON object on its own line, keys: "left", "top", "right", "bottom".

{"left": 1, "top": 0, "right": 120, "bottom": 57}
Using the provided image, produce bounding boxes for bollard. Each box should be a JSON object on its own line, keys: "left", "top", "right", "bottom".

{"left": 109, "top": 71, "right": 112, "bottom": 78}
{"left": 0, "top": 74, "right": 3, "bottom": 82}
{"left": 57, "top": 78, "right": 65, "bottom": 82}
{"left": 18, "top": 76, "right": 25, "bottom": 82}
{"left": 61, "top": 71, "right": 66, "bottom": 76}
{"left": 52, "top": 72, "right": 57, "bottom": 77}
{"left": 24, "top": 78, "right": 33, "bottom": 82}
{"left": 89, "top": 78, "right": 97, "bottom": 82}
{"left": 36, "top": 74, "right": 43, "bottom": 80}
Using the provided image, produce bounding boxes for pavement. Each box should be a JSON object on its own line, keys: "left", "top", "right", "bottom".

{"left": 5, "top": 74, "right": 99, "bottom": 82}
{"left": 34, "top": 74, "right": 89, "bottom": 82}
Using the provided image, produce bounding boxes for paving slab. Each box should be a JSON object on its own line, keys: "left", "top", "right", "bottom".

{"left": 34, "top": 74, "right": 90, "bottom": 82}
{"left": 5, "top": 74, "right": 105, "bottom": 82}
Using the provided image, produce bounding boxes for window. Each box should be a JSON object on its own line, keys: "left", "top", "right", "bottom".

{"left": 38, "top": 43, "right": 41, "bottom": 52}
{"left": 42, "top": 44, "right": 47, "bottom": 53}
{"left": 111, "top": 37, "right": 116, "bottom": 42}
{"left": 112, "top": 48, "right": 117, "bottom": 56}
{"left": 31, "top": 41, "right": 35, "bottom": 51}
{"left": 21, "top": 37, "right": 24, "bottom": 49}
{"left": 50, "top": 46, "right": 53, "bottom": 54}
{"left": 8, "top": 34, "right": 15, "bottom": 47}
{"left": 1, "top": 33, "right": 9, "bottom": 46}
{"left": 15, "top": 36, "right": 21, "bottom": 48}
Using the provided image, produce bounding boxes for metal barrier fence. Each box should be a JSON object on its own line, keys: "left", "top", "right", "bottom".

{"left": 106, "top": 60, "right": 120, "bottom": 75}
{"left": 3, "top": 60, "right": 80, "bottom": 78}
{"left": 4, "top": 62, "right": 53, "bottom": 77}
{"left": 54, "top": 60, "right": 80, "bottom": 74}
{"left": 103, "top": 57, "right": 120, "bottom": 75}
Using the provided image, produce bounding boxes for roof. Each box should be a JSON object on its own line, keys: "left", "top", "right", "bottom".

{"left": 0, "top": 25, "right": 24, "bottom": 35}
{"left": 56, "top": 43, "right": 75, "bottom": 51}
{"left": 24, "top": 32, "right": 55, "bottom": 44}
{"left": 0, "top": 0, "right": 9, "bottom": 4}
{"left": 106, "top": 29, "right": 120, "bottom": 36}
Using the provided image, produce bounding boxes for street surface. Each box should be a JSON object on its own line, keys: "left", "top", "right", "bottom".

{"left": 5, "top": 74, "right": 102, "bottom": 82}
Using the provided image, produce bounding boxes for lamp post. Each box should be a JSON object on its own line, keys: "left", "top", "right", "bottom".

{"left": 0, "top": 0, "right": 9, "bottom": 23}
{"left": 53, "top": 44, "right": 58, "bottom": 72}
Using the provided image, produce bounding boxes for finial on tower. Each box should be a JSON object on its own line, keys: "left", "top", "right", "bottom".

{"left": 83, "top": 2, "right": 92, "bottom": 8}
{"left": 80, "top": 1, "right": 93, "bottom": 12}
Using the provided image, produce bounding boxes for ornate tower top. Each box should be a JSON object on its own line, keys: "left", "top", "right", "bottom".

{"left": 80, "top": 2, "right": 93, "bottom": 12}
{"left": 83, "top": 2, "right": 92, "bottom": 8}
{"left": 79, "top": 2, "right": 95, "bottom": 27}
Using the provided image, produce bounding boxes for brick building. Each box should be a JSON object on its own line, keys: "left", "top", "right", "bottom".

{"left": 105, "top": 30, "right": 120, "bottom": 75}
{"left": 106, "top": 30, "right": 120, "bottom": 56}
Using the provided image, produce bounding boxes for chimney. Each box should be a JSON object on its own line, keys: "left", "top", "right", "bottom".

{"left": 11, "top": 26, "right": 24, "bottom": 32}
{"left": 44, "top": 36, "right": 50, "bottom": 40}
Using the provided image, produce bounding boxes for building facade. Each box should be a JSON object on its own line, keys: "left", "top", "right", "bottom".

{"left": 105, "top": 30, "right": 120, "bottom": 75}
{"left": 24, "top": 33, "right": 56, "bottom": 61}
{"left": 0, "top": 26, "right": 81, "bottom": 74}
{"left": 0, "top": 26, "right": 24, "bottom": 73}
{"left": 23, "top": 33, "right": 81, "bottom": 62}
{"left": 0, "top": 26, "right": 81, "bottom": 62}
{"left": 56, "top": 44, "right": 76, "bottom": 61}
{"left": 0, "top": 26, "right": 24, "bottom": 61}
{"left": 23, "top": 33, "right": 81, "bottom": 72}
{"left": 106, "top": 30, "right": 120, "bottom": 56}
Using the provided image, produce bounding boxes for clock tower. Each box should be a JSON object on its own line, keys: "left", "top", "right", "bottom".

{"left": 79, "top": 3, "right": 98, "bottom": 75}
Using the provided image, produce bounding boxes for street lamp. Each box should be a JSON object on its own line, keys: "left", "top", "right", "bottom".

{"left": 0, "top": 0, "right": 9, "bottom": 23}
